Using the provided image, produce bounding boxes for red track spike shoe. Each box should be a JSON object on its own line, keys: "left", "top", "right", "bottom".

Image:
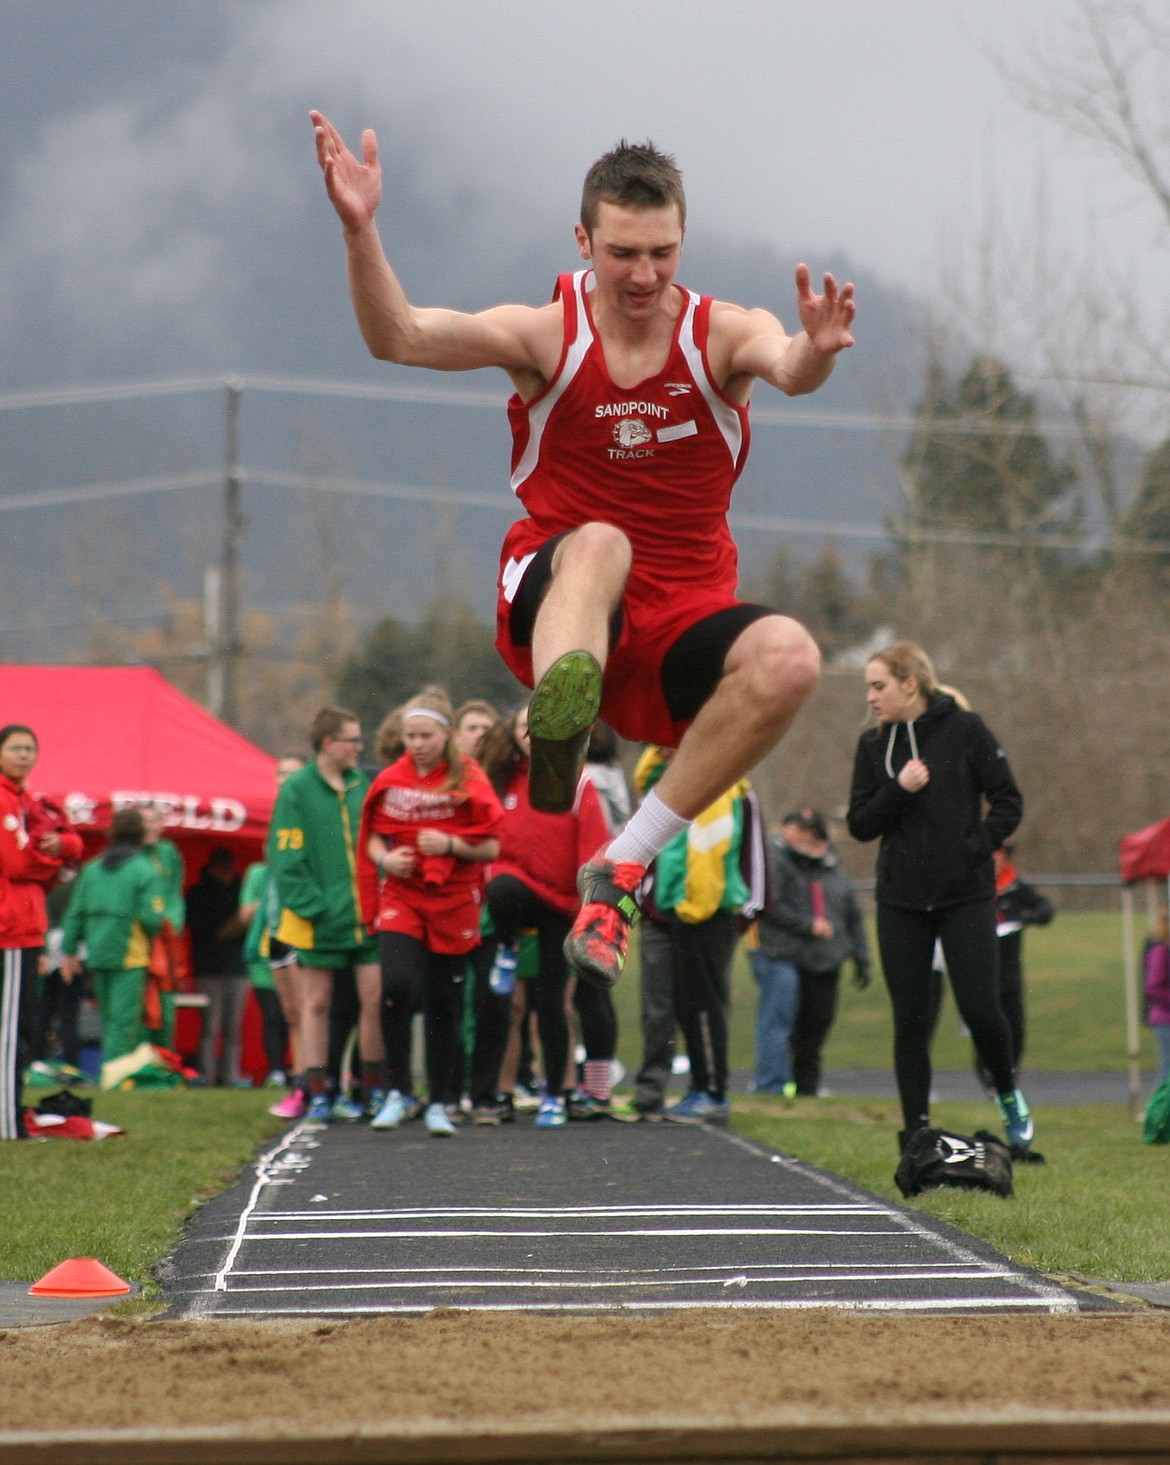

{"left": 563, "top": 853, "right": 646, "bottom": 989}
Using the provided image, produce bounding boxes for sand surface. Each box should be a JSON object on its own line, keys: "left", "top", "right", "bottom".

{"left": 3, "top": 1308, "right": 1170, "bottom": 1438}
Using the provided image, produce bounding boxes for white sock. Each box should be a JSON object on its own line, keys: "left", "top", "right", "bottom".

{"left": 606, "top": 789, "right": 689, "bottom": 867}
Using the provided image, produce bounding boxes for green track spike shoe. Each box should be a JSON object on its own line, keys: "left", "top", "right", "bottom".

{"left": 527, "top": 649, "right": 603, "bottom": 813}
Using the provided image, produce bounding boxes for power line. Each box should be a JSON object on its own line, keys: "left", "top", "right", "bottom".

{"left": 0, "top": 372, "right": 1088, "bottom": 438}
{"left": 0, "top": 378, "right": 224, "bottom": 411}
{"left": 0, "top": 470, "right": 219, "bottom": 512}
{"left": 8, "top": 462, "right": 1158, "bottom": 556}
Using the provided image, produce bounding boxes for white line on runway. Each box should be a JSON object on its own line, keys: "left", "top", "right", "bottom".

{"left": 253, "top": 1204, "right": 885, "bottom": 1220}
{"left": 228, "top": 1260, "right": 995, "bottom": 1277}
{"left": 224, "top": 1225, "right": 906, "bottom": 1240}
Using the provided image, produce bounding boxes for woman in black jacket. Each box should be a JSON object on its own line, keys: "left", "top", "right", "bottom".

{"left": 847, "top": 642, "right": 1035, "bottom": 1155}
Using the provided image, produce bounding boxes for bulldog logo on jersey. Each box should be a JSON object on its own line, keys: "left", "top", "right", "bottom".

{"left": 613, "top": 418, "right": 653, "bottom": 450}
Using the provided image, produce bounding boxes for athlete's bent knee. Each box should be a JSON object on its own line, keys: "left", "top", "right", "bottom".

{"left": 741, "top": 616, "right": 821, "bottom": 707}
{"left": 556, "top": 521, "right": 633, "bottom": 575}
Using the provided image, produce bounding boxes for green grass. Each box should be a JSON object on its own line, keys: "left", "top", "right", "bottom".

{"left": 614, "top": 909, "right": 1152, "bottom": 1076}
{"left": 732, "top": 1094, "right": 1170, "bottom": 1282}
{"left": 1, "top": 911, "right": 1158, "bottom": 1297}
{"left": 1, "top": 1089, "right": 283, "bottom": 1287}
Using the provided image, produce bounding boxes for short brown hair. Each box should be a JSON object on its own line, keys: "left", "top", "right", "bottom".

{"left": 109, "top": 807, "right": 146, "bottom": 846}
{"left": 454, "top": 698, "right": 500, "bottom": 731}
{"left": 581, "top": 140, "right": 685, "bottom": 236}
{"left": 309, "top": 705, "right": 360, "bottom": 752}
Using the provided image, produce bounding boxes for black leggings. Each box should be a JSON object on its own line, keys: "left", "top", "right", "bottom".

{"left": 573, "top": 980, "right": 617, "bottom": 1062}
{"left": 486, "top": 874, "right": 572, "bottom": 1098}
{"left": 877, "top": 899, "right": 1015, "bottom": 1133}
{"left": 379, "top": 933, "right": 465, "bottom": 1105}
{"left": 468, "top": 937, "right": 512, "bottom": 1106}
{"left": 252, "top": 986, "right": 289, "bottom": 1074}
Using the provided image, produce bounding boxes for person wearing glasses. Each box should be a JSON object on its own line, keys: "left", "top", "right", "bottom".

{"left": 268, "top": 707, "right": 386, "bottom": 1124}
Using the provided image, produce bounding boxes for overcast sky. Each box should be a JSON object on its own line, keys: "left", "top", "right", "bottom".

{"left": 1, "top": 0, "right": 1167, "bottom": 393}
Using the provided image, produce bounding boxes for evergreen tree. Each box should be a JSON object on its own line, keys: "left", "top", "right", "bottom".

{"left": 336, "top": 597, "right": 523, "bottom": 738}
{"left": 900, "top": 353, "right": 1079, "bottom": 548}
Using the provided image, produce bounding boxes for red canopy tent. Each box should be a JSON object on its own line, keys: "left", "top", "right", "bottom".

{"left": 1, "top": 665, "right": 280, "bottom": 1080}
{"left": 0, "top": 664, "right": 277, "bottom": 870}
{"left": 1119, "top": 816, "right": 1170, "bottom": 885}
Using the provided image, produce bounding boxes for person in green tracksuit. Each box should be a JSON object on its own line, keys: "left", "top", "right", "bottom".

{"left": 142, "top": 807, "right": 187, "bottom": 1051}
{"left": 60, "top": 808, "right": 165, "bottom": 1071}
{"left": 268, "top": 706, "right": 384, "bottom": 1123}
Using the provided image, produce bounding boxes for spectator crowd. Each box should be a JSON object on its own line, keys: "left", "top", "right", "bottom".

{"left": 3, "top": 644, "right": 1081, "bottom": 1153}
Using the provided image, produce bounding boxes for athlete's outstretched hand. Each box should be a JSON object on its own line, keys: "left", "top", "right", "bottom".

{"left": 311, "top": 110, "right": 381, "bottom": 232}
{"left": 794, "top": 265, "right": 856, "bottom": 355}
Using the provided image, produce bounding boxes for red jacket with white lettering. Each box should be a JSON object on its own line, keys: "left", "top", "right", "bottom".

{"left": 357, "top": 755, "right": 503, "bottom": 928}
{"left": 0, "top": 776, "right": 83, "bottom": 948}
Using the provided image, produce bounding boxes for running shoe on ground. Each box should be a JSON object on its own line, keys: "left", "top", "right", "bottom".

{"left": 305, "top": 1094, "right": 333, "bottom": 1124}
{"left": 472, "top": 1100, "right": 508, "bottom": 1126}
{"left": 610, "top": 1098, "right": 665, "bottom": 1123}
{"left": 527, "top": 650, "right": 602, "bottom": 813}
{"left": 363, "top": 1087, "right": 388, "bottom": 1120}
{"left": 563, "top": 854, "right": 646, "bottom": 989}
{"left": 330, "top": 1094, "right": 364, "bottom": 1123}
{"left": 997, "top": 1089, "right": 1035, "bottom": 1150}
{"left": 534, "top": 1094, "right": 567, "bottom": 1129}
{"left": 424, "top": 1102, "right": 456, "bottom": 1137}
{"left": 370, "top": 1090, "right": 409, "bottom": 1131}
{"left": 511, "top": 1085, "right": 542, "bottom": 1112}
{"left": 268, "top": 1089, "right": 307, "bottom": 1121}
{"left": 568, "top": 1091, "right": 611, "bottom": 1121}
{"left": 665, "top": 1090, "right": 731, "bottom": 1125}
{"left": 265, "top": 1069, "right": 287, "bottom": 1088}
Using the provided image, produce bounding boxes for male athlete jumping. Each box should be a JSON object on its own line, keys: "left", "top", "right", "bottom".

{"left": 311, "top": 113, "right": 856, "bottom": 989}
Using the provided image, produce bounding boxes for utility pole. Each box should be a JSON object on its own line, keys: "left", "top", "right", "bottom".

{"left": 212, "top": 379, "right": 244, "bottom": 724}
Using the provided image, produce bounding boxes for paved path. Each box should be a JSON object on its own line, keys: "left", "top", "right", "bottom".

{"left": 164, "top": 1115, "right": 1079, "bottom": 1319}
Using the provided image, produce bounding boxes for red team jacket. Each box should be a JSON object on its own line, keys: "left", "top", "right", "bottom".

{"left": 490, "top": 763, "right": 610, "bottom": 918}
{"left": 0, "top": 776, "right": 82, "bottom": 948}
{"left": 357, "top": 755, "right": 503, "bottom": 930}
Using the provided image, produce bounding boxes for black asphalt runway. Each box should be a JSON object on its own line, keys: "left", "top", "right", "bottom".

{"left": 164, "top": 1114, "right": 1079, "bottom": 1319}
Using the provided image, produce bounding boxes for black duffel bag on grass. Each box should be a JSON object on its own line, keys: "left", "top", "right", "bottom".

{"left": 895, "top": 1127, "right": 1013, "bottom": 1199}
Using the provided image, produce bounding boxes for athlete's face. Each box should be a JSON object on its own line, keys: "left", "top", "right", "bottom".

{"left": 404, "top": 716, "right": 448, "bottom": 775}
{"left": 141, "top": 806, "right": 164, "bottom": 845}
{"left": 865, "top": 660, "right": 922, "bottom": 725}
{"left": 454, "top": 712, "right": 493, "bottom": 758}
{"left": 576, "top": 201, "right": 684, "bottom": 322}
{"left": 323, "top": 720, "right": 364, "bottom": 771}
{"left": 0, "top": 731, "right": 37, "bottom": 786}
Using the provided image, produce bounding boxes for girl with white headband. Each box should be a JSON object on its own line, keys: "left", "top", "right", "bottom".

{"left": 358, "top": 686, "right": 503, "bottom": 1137}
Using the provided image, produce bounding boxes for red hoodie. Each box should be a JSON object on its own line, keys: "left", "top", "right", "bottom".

{"left": 0, "top": 777, "right": 83, "bottom": 947}
{"left": 357, "top": 755, "right": 503, "bottom": 928}
{"left": 490, "top": 763, "right": 610, "bottom": 917}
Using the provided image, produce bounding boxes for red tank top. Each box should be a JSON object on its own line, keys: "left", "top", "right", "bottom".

{"left": 506, "top": 271, "right": 751, "bottom": 602}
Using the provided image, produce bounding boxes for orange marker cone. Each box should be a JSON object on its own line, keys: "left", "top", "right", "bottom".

{"left": 29, "top": 1258, "right": 131, "bottom": 1298}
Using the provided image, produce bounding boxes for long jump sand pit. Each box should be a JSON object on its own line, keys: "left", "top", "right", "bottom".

{"left": 3, "top": 1308, "right": 1170, "bottom": 1462}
